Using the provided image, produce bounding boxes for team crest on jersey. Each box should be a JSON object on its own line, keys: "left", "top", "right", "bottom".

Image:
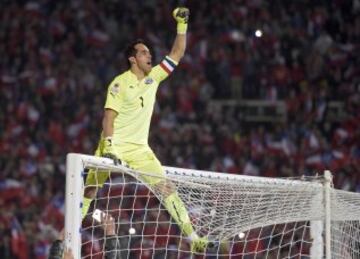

{"left": 145, "top": 77, "right": 153, "bottom": 85}
{"left": 110, "top": 83, "right": 120, "bottom": 95}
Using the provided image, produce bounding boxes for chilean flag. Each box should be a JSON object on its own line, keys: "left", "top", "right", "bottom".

{"left": 87, "top": 30, "right": 110, "bottom": 48}
{"left": 11, "top": 217, "right": 29, "bottom": 259}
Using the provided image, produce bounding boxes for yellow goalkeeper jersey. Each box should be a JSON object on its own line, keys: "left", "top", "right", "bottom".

{"left": 104, "top": 56, "right": 177, "bottom": 145}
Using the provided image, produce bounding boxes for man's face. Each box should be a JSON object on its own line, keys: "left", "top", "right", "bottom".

{"left": 133, "top": 43, "right": 152, "bottom": 74}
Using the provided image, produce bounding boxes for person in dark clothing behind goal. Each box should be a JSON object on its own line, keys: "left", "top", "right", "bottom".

{"left": 48, "top": 212, "right": 121, "bottom": 259}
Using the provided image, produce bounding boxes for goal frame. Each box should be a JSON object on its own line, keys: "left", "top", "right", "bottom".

{"left": 64, "top": 153, "right": 333, "bottom": 259}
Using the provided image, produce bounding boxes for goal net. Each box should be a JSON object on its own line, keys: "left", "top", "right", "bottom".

{"left": 64, "top": 153, "right": 360, "bottom": 259}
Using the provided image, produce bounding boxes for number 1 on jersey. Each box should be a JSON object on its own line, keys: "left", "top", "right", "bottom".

{"left": 139, "top": 96, "right": 144, "bottom": 107}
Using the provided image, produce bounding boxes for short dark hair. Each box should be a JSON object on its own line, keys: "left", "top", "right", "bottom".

{"left": 124, "top": 39, "right": 146, "bottom": 68}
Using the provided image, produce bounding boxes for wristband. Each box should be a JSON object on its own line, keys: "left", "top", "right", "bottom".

{"left": 177, "top": 23, "right": 188, "bottom": 34}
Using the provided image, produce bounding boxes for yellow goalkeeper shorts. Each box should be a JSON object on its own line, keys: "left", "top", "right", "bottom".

{"left": 85, "top": 142, "right": 164, "bottom": 187}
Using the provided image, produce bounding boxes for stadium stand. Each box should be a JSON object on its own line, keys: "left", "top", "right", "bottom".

{"left": 0, "top": 0, "right": 359, "bottom": 257}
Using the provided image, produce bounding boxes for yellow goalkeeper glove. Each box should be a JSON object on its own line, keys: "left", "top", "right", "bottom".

{"left": 102, "top": 136, "right": 121, "bottom": 165}
{"left": 172, "top": 7, "right": 190, "bottom": 34}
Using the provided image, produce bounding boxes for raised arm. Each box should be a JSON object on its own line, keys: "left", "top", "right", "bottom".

{"left": 168, "top": 7, "right": 190, "bottom": 63}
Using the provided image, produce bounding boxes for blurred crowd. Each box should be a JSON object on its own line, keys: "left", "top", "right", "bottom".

{"left": 0, "top": 0, "right": 359, "bottom": 258}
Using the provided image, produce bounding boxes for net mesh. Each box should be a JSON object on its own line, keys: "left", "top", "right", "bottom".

{"left": 75, "top": 160, "right": 360, "bottom": 259}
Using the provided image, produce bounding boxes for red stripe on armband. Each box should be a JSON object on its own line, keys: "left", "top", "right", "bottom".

{"left": 160, "top": 62, "right": 172, "bottom": 74}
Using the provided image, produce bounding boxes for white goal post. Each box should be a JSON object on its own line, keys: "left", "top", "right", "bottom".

{"left": 65, "top": 153, "right": 360, "bottom": 259}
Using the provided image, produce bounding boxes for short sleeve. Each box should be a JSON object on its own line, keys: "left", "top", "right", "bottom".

{"left": 104, "top": 79, "right": 124, "bottom": 113}
{"left": 150, "top": 56, "right": 178, "bottom": 83}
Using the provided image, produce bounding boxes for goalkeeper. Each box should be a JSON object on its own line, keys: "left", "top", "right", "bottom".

{"left": 83, "top": 7, "right": 208, "bottom": 253}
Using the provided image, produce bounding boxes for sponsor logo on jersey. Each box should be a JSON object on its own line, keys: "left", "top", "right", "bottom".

{"left": 145, "top": 78, "right": 153, "bottom": 85}
{"left": 110, "top": 83, "right": 120, "bottom": 95}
